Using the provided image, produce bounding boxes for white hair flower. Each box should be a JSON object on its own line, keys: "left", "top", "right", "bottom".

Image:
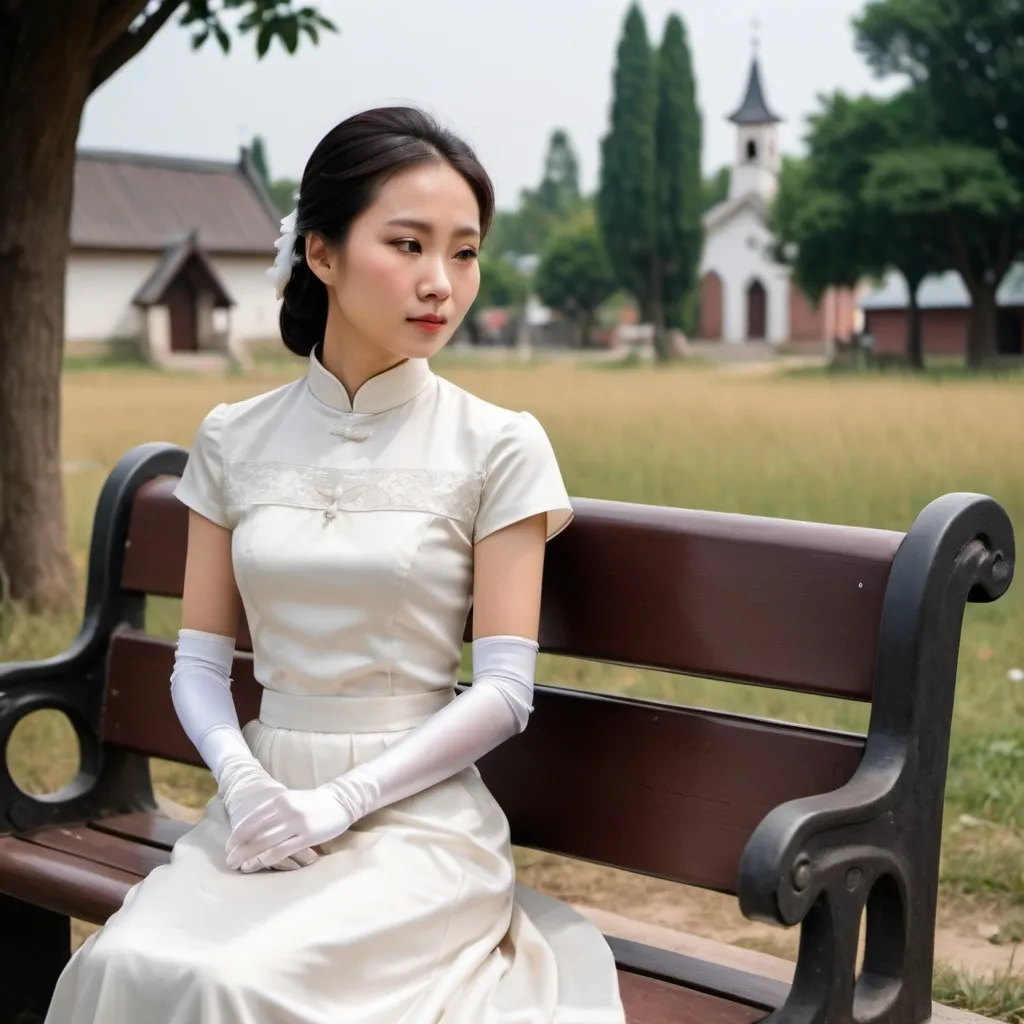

{"left": 267, "top": 207, "right": 301, "bottom": 299}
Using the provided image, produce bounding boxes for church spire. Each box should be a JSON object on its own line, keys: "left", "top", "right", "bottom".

{"left": 728, "top": 27, "right": 782, "bottom": 126}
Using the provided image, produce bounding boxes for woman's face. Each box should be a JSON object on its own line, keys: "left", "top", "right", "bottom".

{"left": 308, "top": 160, "right": 482, "bottom": 362}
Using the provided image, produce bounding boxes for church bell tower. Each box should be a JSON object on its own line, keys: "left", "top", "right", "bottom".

{"left": 727, "top": 34, "right": 782, "bottom": 203}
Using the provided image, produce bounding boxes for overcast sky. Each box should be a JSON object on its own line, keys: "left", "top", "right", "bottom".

{"left": 79, "top": 0, "right": 901, "bottom": 210}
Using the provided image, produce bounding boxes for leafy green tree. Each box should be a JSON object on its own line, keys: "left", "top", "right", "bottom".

{"left": 0, "top": 0, "right": 334, "bottom": 610}
{"left": 534, "top": 129, "right": 581, "bottom": 222}
{"left": 268, "top": 177, "right": 301, "bottom": 217}
{"left": 487, "top": 130, "right": 583, "bottom": 258}
{"left": 476, "top": 254, "right": 529, "bottom": 311}
{"left": 598, "top": 4, "right": 657, "bottom": 324}
{"left": 654, "top": 13, "right": 703, "bottom": 347}
{"left": 855, "top": 0, "right": 1024, "bottom": 365}
{"left": 535, "top": 213, "right": 616, "bottom": 348}
{"left": 250, "top": 134, "right": 271, "bottom": 186}
{"left": 772, "top": 91, "right": 947, "bottom": 368}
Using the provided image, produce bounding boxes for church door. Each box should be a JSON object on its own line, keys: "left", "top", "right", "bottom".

{"left": 699, "top": 271, "right": 724, "bottom": 340}
{"left": 747, "top": 279, "right": 767, "bottom": 340}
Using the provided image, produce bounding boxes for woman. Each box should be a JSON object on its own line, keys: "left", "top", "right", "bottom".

{"left": 45, "top": 106, "right": 625, "bottom": 1023}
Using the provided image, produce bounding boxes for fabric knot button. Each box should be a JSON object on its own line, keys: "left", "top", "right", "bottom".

{"left": 330, "top": 426, "right": 370, "bottom": 443}
{"left": 322, "top": 484, "right": 345, "bottom": 528}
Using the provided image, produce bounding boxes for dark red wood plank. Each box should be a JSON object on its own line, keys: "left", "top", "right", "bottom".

{"left": 122, "top": 479, "right": 901, "bottom": 698}
{"left": 0, "top": 836, "right": 137, "bottom": 924}
{"left": 122, "top": 476, "right": 252, "bottom": 650}
{"left": 477, "top": 687, "right": 864, "bottom": 892}
{"left": 618, "top": 971, "right": 766, "bottom": 1024}
{"left": 102, "top": 632, "right": 865, "bottom": 891}
{"left": 530, "top": 499, "right": 900, "bottom": 700}
{"left": 103, "top": 632, "right": 261, "bottom": 760}
{"left": 23, "top": 825, "right": 171, "bottom": 877}
{"left": 90, "top": 813, "right": 194, "bottom": 851}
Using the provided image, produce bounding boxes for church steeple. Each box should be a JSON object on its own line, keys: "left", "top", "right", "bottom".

{"left": 727, "top": 27, "right": 783, "bottom": 202}
{"left": 728, "top": 55, "right": 782, "bottom": 126}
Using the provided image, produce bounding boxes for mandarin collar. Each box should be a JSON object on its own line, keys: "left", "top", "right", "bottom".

{"left": 306, "top": 346, "right": 433, "bottom": 414}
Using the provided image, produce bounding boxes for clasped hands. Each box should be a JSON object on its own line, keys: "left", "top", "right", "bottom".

{"left": 218, "top": 756, "right": 353, "bottom": 873}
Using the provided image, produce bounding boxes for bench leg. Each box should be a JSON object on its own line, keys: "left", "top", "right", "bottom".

{"left": 0, "top": 895, "right": 69, "bottom": 1024}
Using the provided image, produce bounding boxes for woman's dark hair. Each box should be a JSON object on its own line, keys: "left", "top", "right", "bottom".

{"left": 279, "top": 106, "right": 495, "bottom": 357}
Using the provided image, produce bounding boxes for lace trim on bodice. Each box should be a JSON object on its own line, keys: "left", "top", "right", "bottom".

{"left": 224, "top": 461, "right": 484, "bottom": 524}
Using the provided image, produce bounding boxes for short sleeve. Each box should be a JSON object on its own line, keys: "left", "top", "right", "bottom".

{"left": 474, "top": 412, "right": 574, "bottom": 544}
{"left": 173, "top": 403, "right": 230, "bottom": 528}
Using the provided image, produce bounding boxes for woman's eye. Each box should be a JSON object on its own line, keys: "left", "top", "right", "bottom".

{"left": 455, "top": 248, "right": 479, "bottom": 262}
{"left": 393, "top": 239, "right": 421, "bottom": 254}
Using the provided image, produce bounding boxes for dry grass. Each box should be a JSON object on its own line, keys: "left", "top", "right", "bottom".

{"left": 3, "top": 354, "right": 1024, "bottom": 1016}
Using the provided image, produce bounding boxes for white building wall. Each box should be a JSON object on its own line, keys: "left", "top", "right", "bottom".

{"left": 699, "top": 205, "right": 790, "bottom": 343}
{"left": 210, "top": 255, "right": 282, "bottom": 344}
{"left": 730, "top": 124, "right": 781, "bottom": 203}
{"left": 65, "top": 253, "right": 153, "bottom": 343}
{"left": 66, "top": 250, "right": 282, "bottom": 347}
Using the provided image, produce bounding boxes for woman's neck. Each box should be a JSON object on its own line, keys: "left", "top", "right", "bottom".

{"left": 319, "top": 312, "right": 407, "bottom": 404}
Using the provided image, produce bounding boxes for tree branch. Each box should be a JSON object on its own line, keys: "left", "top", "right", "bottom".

{"left": 90, "top": 0, "right": 185, "bottom": 94}
{"left": 947, "top": 214, "right": 978, "bottom": 296}
{"left": 90, "top": 0, "right": 150, "bottom": 60}
{"left": 994, "top": 224, "right": 1015, "bottom": 283}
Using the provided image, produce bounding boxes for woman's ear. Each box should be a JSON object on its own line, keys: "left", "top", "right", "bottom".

{"left": 305, "top": 233, "right": 334, "bottom": 286}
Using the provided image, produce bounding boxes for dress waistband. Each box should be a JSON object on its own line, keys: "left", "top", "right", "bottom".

{"left": 258, "top": 688, "right": 455, "bottom": 734}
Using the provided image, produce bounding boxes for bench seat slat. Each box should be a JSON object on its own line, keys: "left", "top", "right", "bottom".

{"left": 0, "top": 836, "right": 138, "bottom": 924}
{"left": 103, "top": 631, "right": 865, "bottom": 893}
{"left": 91, "top": 813, "right": 194, "bottom": 852}
{"left": 618, "top": 972, "right": 766, "bottom": 1023}
{"left": 22, "top": 825, "right": 170, "bottom": 877}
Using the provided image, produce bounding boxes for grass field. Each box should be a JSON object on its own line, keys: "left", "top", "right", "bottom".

{"left": 3, "top": 353, "right": 1024, "bottom": 1020}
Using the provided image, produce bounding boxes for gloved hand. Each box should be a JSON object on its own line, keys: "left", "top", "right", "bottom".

{"left": 224, "top": 634, "right": 538, "bottom": 872}
{"left": 171, "top": 629, "right": 320, "bottom": 872}
{"left": 225, "top": 783, "right": 355, "bottom": 872}
{"left": 217, "top": 756, "right": 322, "bottom": 871}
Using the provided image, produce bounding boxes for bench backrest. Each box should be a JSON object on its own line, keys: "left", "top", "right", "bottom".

{"left": 95, "top": 445, "right": 914, "bottom": 895}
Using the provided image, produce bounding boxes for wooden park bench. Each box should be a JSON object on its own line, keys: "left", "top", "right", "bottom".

{"left": 0, "top": 441, "right": 1015, "bottom": 1024}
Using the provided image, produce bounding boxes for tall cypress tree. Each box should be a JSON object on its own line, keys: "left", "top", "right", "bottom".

{"left": 598, "top": 4, "right": 657, "bottom": 321}
{"left": 655, "top": 13, "right": 704, "bottom": 351}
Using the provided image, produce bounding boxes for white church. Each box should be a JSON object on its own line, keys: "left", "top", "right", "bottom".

{"left": 698, "top": 53, "right": 857, "bottom": 346}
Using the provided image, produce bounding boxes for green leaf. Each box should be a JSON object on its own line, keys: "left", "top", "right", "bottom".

{"left": 213, "top": 22, "right": 231, "bottom": 53}
{"left": 181, "top": 0, "right": 212, "bottom": 26}
{"left": 256, "top": 20, "right": 275, "bottom": 57}
{"left": 190, "top": 27, "right": 209, "bottom": 49}
{"left": 279, "top": 16, "right": 299, "bottom": 53}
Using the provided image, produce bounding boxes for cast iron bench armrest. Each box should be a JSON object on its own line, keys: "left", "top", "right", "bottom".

{"left": 0, "top": 444, "right": 187, "bottom": 837}
{"left": 735, "top": 493, "right": 1015, "bottom": 1024}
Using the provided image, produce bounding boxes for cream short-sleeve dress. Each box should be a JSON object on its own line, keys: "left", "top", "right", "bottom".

{"left": 44, "top": 349, "right": 625, "bottom": 1024}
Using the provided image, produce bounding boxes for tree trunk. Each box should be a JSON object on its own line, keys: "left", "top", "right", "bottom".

{"left": 578, "top": 309, "right": 595, "bottom": 349}
{"left": 650, "top": 254, "right": 672, "bottom": 363}
{"left": 965, "top": 285, "right": 999, "bottom": 369}
{"left": 904, "top": 274, "right": 924, "bottom": 371}
{"left": 0, "top": 5, "right": 100, "bottom": 609}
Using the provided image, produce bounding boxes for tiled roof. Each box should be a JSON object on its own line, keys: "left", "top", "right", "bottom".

{"left": 133, "top": 229, "right": 235, "bottom": 307}
{"left": 71, "top": 147, "right": 280, "bottom": 254}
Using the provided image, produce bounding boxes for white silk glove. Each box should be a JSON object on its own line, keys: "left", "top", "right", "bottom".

{"left": 225, "top": 634, "right": 537, "bottom": 872}
{"left": 171, "top": 629, "right": 319, "bottom": 871}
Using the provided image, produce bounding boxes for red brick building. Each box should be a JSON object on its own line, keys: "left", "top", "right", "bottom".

{"left": 860, "top": 267, "right": 1024, "bottom": 358}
